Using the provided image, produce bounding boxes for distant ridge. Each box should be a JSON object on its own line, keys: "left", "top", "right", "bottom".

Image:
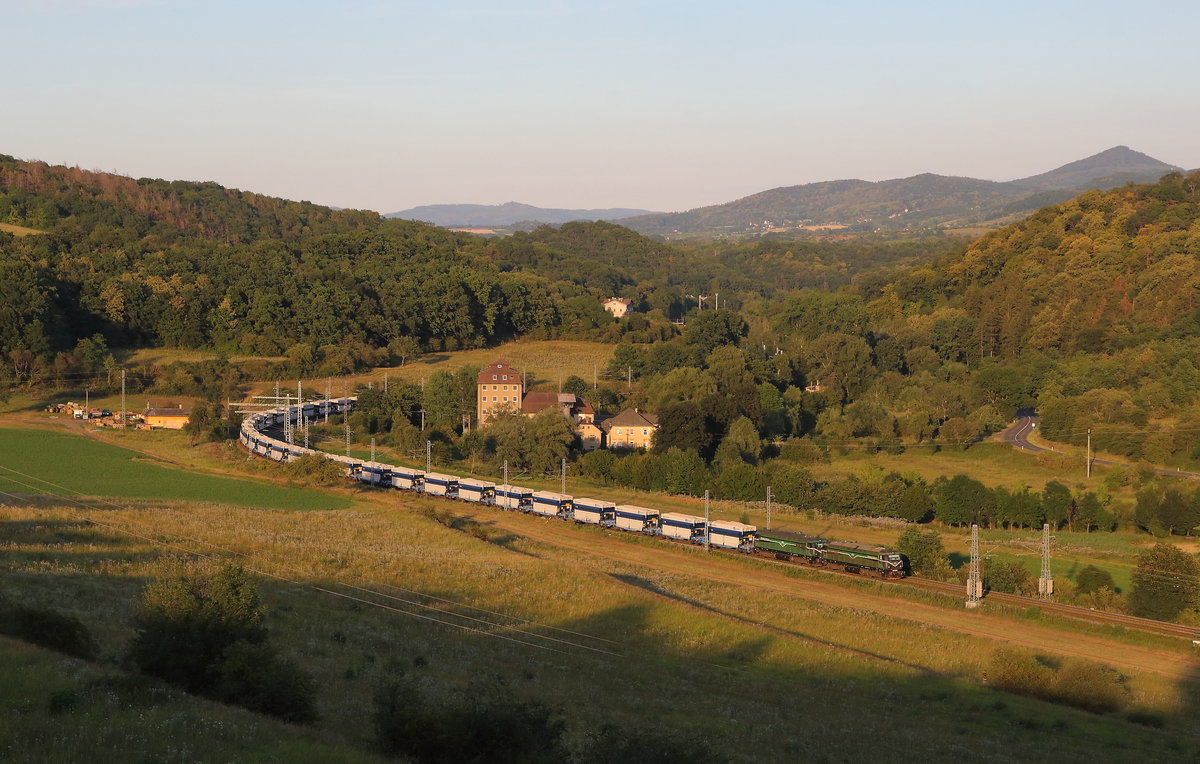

{"left": 385, "top": 201, "right": 658, "bottom": 228}
{"left": 615, "top": 146, "right": 1186, "bottom": 239}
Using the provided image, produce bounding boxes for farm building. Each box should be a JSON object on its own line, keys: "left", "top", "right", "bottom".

{"left": 602, "top": 297, "right": 633, "bottom": 318}
{"left": 601, "top": 408, "right": 658, "bottom": 450}
{"left": 477, "top": 361, "right": 602, "bottom": 450}
{"left": 143, "top": 404, "right": 191, "bottom": 430}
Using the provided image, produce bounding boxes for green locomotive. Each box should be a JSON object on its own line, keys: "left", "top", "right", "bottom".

{"left": 756, "top": 531, "right": 905, "bottom": 579}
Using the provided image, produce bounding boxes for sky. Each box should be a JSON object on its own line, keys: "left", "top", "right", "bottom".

{"left": 4, "top": 0, "right": 1199, "bottom": 213}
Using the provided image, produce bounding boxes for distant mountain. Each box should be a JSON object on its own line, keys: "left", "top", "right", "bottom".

{"left": 385, "top": 201, "right": 658, "bottom": 228}
{"left": 618, "top": 146, "right": 1186, "bottom": 239}
{"left": 1010, "top": 145, "right": 1181, "bottom": 191}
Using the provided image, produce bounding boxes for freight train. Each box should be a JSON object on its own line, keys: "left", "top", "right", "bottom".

{"left": 239, "top": 398, "right": 905, "bottom": 579}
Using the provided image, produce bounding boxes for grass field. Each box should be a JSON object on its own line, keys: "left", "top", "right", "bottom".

{"left": 0, "top": 427, "right": 350, "bottom": 511}
{"left": 3, "top": 497, "right": 1198, "bottom": 762}
{"left": 0, "top": 221, "right": 44, "bottom": 236}
{"left": 251, "top": 340, "right": 618, "bottom": 397}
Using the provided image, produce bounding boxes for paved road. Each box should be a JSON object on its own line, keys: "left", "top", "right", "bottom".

{"left": 999, "top": 411, "right": 1200, "bottom": 480}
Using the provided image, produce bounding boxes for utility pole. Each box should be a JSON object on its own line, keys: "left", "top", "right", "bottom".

{"left": 325, "top": 378, "right": 331, "bottom": 423}
{"left": 503, "top": 459, "right": 508, "bottom": 488}
{"left": 765, "top": 485, "right": 772, "bottom": 529}
{"left": 1086, "top": 428, "right": 1092, "bottom": 478}
{"left": 120, "top": 369, "right": 126, "bottom": 429}
{"left": 425, "top": 440, "right": 431, "bottom": 473}
{"left": 384, "top": 372, "right": 389, "bottom": 393}
{"left": 283, "top": 394, "right": 292, "bottom": 445}
{"left": 344, "top": 413, "right": 351, "bottom": 457}
{"left": 561, "top": 458, "right": 566, "bottom": 496}
{"left": 420, "top": 409, "right": 426, "bottom": 432}
{"left": 966, "top": 524, "right": 982, "bottom": 608}
{"left": 370, "top": 437, "right": 376, "bottom": 463}
{"left": 1038, "top": 523, "right": 1054, "bottom": 599}
{"left": 704, "top": 490, "right": 711, "bottom": 552}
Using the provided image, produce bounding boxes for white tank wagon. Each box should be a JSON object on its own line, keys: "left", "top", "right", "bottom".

{"left": 614, "top": 505, "right": 659, "bottom": 532}
{"left": 423, "top": 472, "right": 459, "bottom": 497}
{"left": 660, "top": 512, "right": 707, "bottom": 544}
{"left": 572, "top": 498, "right": 615, "bottom": 525}
{"left": 358, "top": 461, "right": 392, "bottom": 486}
{"left": 390, "top": 466, "right": 425, "bottom": 490}
{"left": 457, "top": 478, "right": 495, "bottom": 503}
{"left": 708, "top": 520, "right": 756, "bottom": 552}
{"left": 530, "top": 491, "right": 572, "bottom": 517}
{"left": 495, "top": 485, "right": 533, "bottom": 511}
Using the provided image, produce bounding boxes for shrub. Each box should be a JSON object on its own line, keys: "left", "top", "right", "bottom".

{"left": 373, "top": 678, "right": 566, "bottom": 763}
{"left": 214, "top": 641, "right": 318, "bottom": 723}
{"left": 1075, "top": 565, "right": 1116, "bottom": 594}
{"left": 0, "top": 601, "right": 96, "bottom": 660}
{"left": 987, "top": 649, "right": 1129, "bottom": 713}
{"left": 575, "top": 723, "right": 729, "bottom": 763}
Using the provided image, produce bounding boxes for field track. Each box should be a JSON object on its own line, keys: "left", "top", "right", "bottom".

{"left": 904, "top": 576, "right": 1199, "bottom": 640}
{"left": 453, "top": 507, "right": 1200, "bottom": 681}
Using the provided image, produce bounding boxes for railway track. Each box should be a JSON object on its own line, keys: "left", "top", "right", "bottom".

{"left": 904, "top": 576, "right": 1199, "bottom": 640}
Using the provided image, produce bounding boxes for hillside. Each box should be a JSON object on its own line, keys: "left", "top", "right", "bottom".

{"left": 620, "top": 146, "right": 1185, "bottom": 238}
{"left": 386, "top": 201, "right": 658, "bottom": 227}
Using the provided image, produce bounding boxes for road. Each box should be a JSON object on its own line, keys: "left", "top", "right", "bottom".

{"left": 999, "top": 411, "right": 1200, "bottom": 480}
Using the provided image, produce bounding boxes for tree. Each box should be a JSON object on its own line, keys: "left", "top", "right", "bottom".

{"left": 985, "top": 560, "right": 1035, "bottom": 595}
{"left": 127, "top": 564, "right": 268, "bottom": 694}
{"left": 1041, "top": 481, "right": 1072, "bottom": 529}
{"left": 769, "top": 464, "right": 817, "bottom": 510}
{"left": 662, "top": 447, "right": 709, "bottom": 496}
{"left": 646, "top": 367, "right": 716, "bottom": 411}
{"left": 652, "top": 402, "right": 711, "bottom": 455}
{"left": 683, "top": 309, "right": 747, "bottom": 357}
{"left": 896, "top": 526, "right": 947, "bottom": 577}
{"left": 715, "top": 415, "right": 760, "bottom": 465}
{"left": 712, "top": 462, "right": 761, "bottom": 501}
{"left": 1075, "top": 565, "right": 1116, "bottom": 594}
{"left": 1127, "top": 543, "right": 1200, "bottom": 621}
{"left": 895, "top": 483, "right": 934, "bottom": 523}
{"left": 1075, "top": 492, "right": 1113, "bottom": 533}
{"left": 562, "top": 374, "right": 589, "bottom": 397}
{"left": 526, "top": 408, "right": 576, "bottom": 475}
{"left": 935, "top": 474, "right": 993, "bottom": 527}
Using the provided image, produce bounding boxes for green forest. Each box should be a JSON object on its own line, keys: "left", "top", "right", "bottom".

{"left": 5, "top": 155, "right": 1200, "bottom": 539}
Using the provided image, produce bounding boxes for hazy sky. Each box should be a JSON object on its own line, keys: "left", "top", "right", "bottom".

{"left": 5, "top": 0, "right": 1198, "bottom": 213}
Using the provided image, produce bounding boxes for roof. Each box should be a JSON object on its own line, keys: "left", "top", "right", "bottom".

{"left": 478, "top": 360, "right": 522, "bottom": 385}
{"left": 522, "top": 391, "right": 596, "bottom": 418}
{"left": 144, "top": 407, "right": 191, "bottom": 418}
{"left": 604, "top": 297, "right": 632, "bottom": 306}
{"left": 600, "top": 408, "right": 658, "bottom": 432}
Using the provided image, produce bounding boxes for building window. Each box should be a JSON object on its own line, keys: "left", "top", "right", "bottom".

{"left": 643, "top": 429, "right": 648, "bottom": 435}
{"left": 492, "top": 375, "right": 497, "bottom": 380}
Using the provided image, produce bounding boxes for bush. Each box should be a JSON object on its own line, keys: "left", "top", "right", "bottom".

{"left": 1075, "top": 565, "right": 1116, "bottom": 594}
{"left": 987, "top": 649, "right": 1129, "bottom": 713}
{"left": 984, "top": 560, "right": 1035, "bottom": 595}
{"left": 373, "top": 678, "right": 566, "bottom": 763}
{"left": 282, "top": 452, "right": 346, "bottom": 486}
{"left": 0, "top": 601, "right": 96, "bottom": 660}
{"left": 575, "top": 723, "right": 729, "bottom": 763}
{"left": 214, "top": 641, "right": 318, "bottom": 723}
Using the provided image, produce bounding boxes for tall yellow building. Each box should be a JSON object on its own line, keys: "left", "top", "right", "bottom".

{"left": 477, "top": 360, "right": 523, "bottom": 425}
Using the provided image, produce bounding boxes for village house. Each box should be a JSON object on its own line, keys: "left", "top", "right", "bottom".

{"left": 477, "top": 361, "right": 602, "bottom": 450}
{"left": 602, "top": 297, "right": 633, "bottom": 318}
{"left": 142, "top": 403, "right": 191, "bottom": 430}
{"left": 601, "top": 408, "right": 658, "bottom": 450}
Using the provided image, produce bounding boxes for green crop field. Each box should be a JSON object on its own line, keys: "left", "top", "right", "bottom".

{"left": 0, "top": 427, "right": 350, "bottom": 511}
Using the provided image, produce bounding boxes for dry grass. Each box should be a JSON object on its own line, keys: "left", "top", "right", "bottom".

{"left": 3, "top": 492, "right": 1198, "bottom": 761}
{"left": 0, "top": 222, "right": 44, "bottom": 236}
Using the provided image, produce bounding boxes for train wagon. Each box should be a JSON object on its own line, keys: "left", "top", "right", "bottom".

{"left": 359, "top": 461, "right": 392, "bottom": 486}
{"left": 531, "top": 491, "right": 572, "bottom": 517}
{"left": 495, "top": 485, "right": 533, "bottom": 511}
{"left": 326, "top": 453, "right": 362, "bottom": 477}
{"left": 572, "top": 498, "right": 615, "bottom": 525}
{"left": 457, "top": 478, "right": 495, "bottom": 503}
{"left": 754, "top": 530, "right": 826, "bottom": 563}
{"left": 823, "top": 541, "right": 905, "bottom": 578}
{"left": 423, "top": 472, "right": 459, "bottom": 497}
{"left": 708, "top": 520, "right": 756, "bottom": 552}
{"left": 614, "top": 505, "right": 659, "bottom": 532}
{"left": 659, "top": 512, "right": 706, "bottom": 543}
{"left": 390, "top": 467, "right": 425, "bottom": 490}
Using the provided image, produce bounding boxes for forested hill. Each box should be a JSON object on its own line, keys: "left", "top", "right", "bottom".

{"left": 0, "top": 155, "right": 378, "bottom": 244}
{"left": 891, "top": 170, "right": 1200, "bottom": 356}
{"left": 620, "top": 146, "right": 1183, "bottom": 238}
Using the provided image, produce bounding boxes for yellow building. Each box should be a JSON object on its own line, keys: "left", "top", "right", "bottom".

{"left": 143, "top": 404, "right": 191, "bottom": 430}
{"left": 601, "top": 408, "right": 658, "bottom": 450}
{"left": 477, "top": 360, "right": 524, "bottom": 425}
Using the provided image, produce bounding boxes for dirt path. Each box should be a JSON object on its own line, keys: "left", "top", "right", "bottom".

{"left": 474, "top": 510, "right": 1199, "bottom": 681}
